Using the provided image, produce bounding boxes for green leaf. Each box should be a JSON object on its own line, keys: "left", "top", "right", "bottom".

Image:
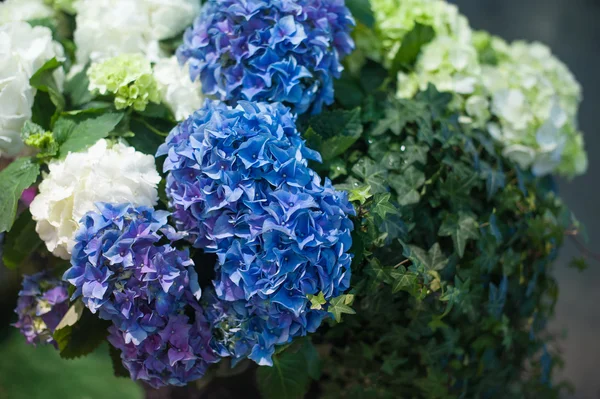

{"left": 53, "top": 309, "right": 110, "bottom": 359}
{"left": 256, "top": 348, "right": 311, "bottom": 399}
{"left": 438, "top": 212, "right": 480, "bottom": 258}
{"left": 345, "top": 0, "right": 375, "bottom": 28}
{"left": 65, "top": 65, "right": 95, "bottom": 107}
{"left": 351, "top": 158, "right": 387, "bottom": 194}
{"left": 370, "top": 98, "right": 428, "bottom": 137}
{"left": 348, "top": 184, "right": 372, "bottom": 205}
{"left": 304, "top": 108, "right": 363, "bottom": 161}
{"left": 58, "top": 113, "right": 125, "bottom": 157}
{"left": 328, "top": 295, "right": 356, "bottom": 322}
{"left": 388, "top": 166, "right": 426, "bottom": 206}
{"left": 390, "top": 266, "right": 419, "bottom": 295}
{"left": 300, "top": 339, "right": 321, "bottom": 380}
{"left": 371, "top": 193, "right": 398, "bottom": 220}
{"left": 0, "top": 158, "right": 40, "bottom": 233}
{"left": 109, "top": 345, "right": 130, "bottom": 378}
{"left": 1, "top": 209, "right": 42, "bottom": 269}
{"left": 390, "top": 23, "right": 436, "bottom": 75}
{"left": 30, "top": 58, "right": 65, "bottom": 114}
{"left": 307, "top": 292, "right": 327, "bottom": 310}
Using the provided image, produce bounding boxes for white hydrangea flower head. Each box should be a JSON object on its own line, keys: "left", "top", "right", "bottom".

{"left": 74, "top": 0, "right": 201, "bottom": 64}
{"left": 480, "top": 38, "right": 586, "bottom": 177}
{"left": 0, "top": 22, "right": 65, "bottom": 157}
{"left": 370, "top": 0, "right": 472, "bottom": 66}
{"left": 30, "top": 139, "right": 161, "bottom": 259}
{"left": 0, "top": 0, "right": 53, "bottom": 25}
{"left": 398, "top": 36, "right": 481, "bottom": 97}
{"left": 153, "top": 56, "right": 203, "bottom": 121}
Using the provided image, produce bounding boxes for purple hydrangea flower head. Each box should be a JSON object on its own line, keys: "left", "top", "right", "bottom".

{"left": 13, "top": 272, "right": 69, "bottom": 346}
{"left": 64, "top": 203, "right": 202, "bottom": 346}
{"left": 177, "top": 0, "right": 355, "bottom": 114}
{"left": 158, "top": 100, "right": 355, "bottom": 366}
{"left": 108, "top": 308, "right": 219, "bottom": 388}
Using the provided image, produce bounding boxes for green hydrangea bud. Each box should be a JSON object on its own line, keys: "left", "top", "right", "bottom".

{"left": 87, "top": 54, "right": 160, "bottom": 112}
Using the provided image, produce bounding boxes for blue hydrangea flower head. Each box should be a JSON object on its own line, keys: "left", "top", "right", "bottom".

{"left": 108, "top": 307, "right": 219, "bottom": 388}
{"left": 63, "top": 203, "right": 202, "bottom": 346}
{"left": 13, "top": 272, "right": 69, "bottom": 347}
{"left": 177, "top": 0, "right": 355, "bottom": 114}
{"left": 158, "top": 100, "right": 355, "bottom": 366}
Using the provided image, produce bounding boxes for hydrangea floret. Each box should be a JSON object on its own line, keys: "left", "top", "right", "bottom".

{"left": 0, "top": 22, "right": 64, "bottom": 157}
{"left": 153, "top": 56, "right": 204, "bottom": 121}
{"left": 369, "top": 0, "right": 472, "bottom": 67}
{"left": 479, "top": 37, "right": 587, "bottom": 177}
{"left": 74, "top": 0, "right": 201, "bottom": 64}
{"left": 88, "top": 54, "right": 160, "bottom": 111}
{"left": 158, "top": 100, "right": 355, "bottom": 366}
{"left": 13, "top": 272, "right": 69, "bottom": 347}
{"left": 30, "top": 139, "right": 160, "bottom": 259}
{"left": 0, "top": 0, "right": 53, "bottom": 25}
{"left": 63, "top": 203, "right": 201, "bottom": 346}
{"left": 177, "top": 0, "right": 355, "bottom": 115}
{"left": 107, "top": 309, "right": 219, "bottom": 388}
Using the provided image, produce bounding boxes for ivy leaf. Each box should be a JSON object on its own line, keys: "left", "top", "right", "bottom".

{"left": 390, "top": 266, "right": 419, "bottom": 295}
{"left": 256, "top": 347, "right": 311, "bottom": 399}
{"left": 388, "top": 166, "right": 426, "bottom": 206}
{"left": 371, "top": 193, "right": 398, "bottom": 220}
{"left": 1, "top": 209, "right": 42, "bottom": 269}
{"left": 307, "top": 292, "right": 327, "bottom": 310}
{"left": 0, "top": 158, "right": 40, "bottom": 233}
{"left": 352, "top": 158, "right": 387, "bottom": 194}
{"left": 304, "top": 108, "right": 363, "bottom": 161}
{"left": 480, "top": 161, "right": 506, "bottom": 200}
{"left": 328, "top": 295, "right": 356, "bottom": 322}
{"left": 370, "top": 99, "right": 426, "bottom": 137}
{"left": 345, "top": 0, "right": 375, "bottom": 28}
{"left": 414, "top": 243, "right": 452, "bottom": 272}
{"left": 438, "top": 212, "right": 480, "bottom": 258}
{"left": 390, "top": 23, "right": 435, "bottom": 75}
{"left": 57, "top": 112, "right": 125, "bottom": 157}
{"left": 53, "top": 308, "right": 111, "bottom": 359}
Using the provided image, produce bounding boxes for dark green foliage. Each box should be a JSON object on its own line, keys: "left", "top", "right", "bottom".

{"left": 53, "top": 308, "right": 111, "bottom": 360}
{"left": 314, "top": 86, "right": 578, "bottom": 399}
{"left": 0, "top": 157, "right": 40, "bottom": 233}
{"left": 256, "top": 338, "right": 321, "bottom": 399}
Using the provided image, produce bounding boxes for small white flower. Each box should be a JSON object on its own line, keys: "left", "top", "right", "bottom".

{"left": 0, "top": 22, "right": 64, "bottom": 157}
{"left": 74, "top": 0, "right": 200, "bottom": 64}
{"left": 30, "top": 139, "right": 161, "bottom": 259}
{"left": 153, "top": 56, "right": 203, "bottom": 121}
{"left": 0, "top": 0, "right": 53, "bottom": 25}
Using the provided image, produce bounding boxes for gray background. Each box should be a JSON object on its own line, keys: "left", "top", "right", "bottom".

{"left": 451, "top": 1, "right": 600, "bottom": 397}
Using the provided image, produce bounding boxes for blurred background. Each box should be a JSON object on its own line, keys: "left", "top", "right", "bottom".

{"left": 0, "top": 1, "right": 598, "bottom": 398}
{"left": 452, "top": 0, "right": 600, "bottom": 398}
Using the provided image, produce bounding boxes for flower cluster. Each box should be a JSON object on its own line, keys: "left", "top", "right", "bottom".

{"left": 64, "top": 203, "right": 199, "bottom": 344}
{"left": 177, "top": 0, "right": 355, "bottom": 115}
{"left": 13, "top": 272, "right": 69, "bottom": 346}
{"left": 30, "top": 139, "right": 160, "bottom": 259}
{"left": 88, "top": 54, "right": 160, "bottom": 111}
{"left": 153, "top": 56, "right": 204, "bottom": 121}
{"left": 74, "top": 0, "right": 201, "bottom": 64}
{"left": 0, "top": 0, "right": 53, "bottom": 25}
{"left": 369, "top": 0, "right": 471, "bottom": 67}
{"left": 158, "top": 100, "right": 354, "bottom": 365}
{"left": 64, "top": 203, "right": 218, "bottom": 387}
{"left": 479, "top": 37, "right": 587, "bottom": 177}
{"left": 0, "top": 22, "right": 64, "bottom": 157}
{"left": 107, "top": 310, "right": 218, "bottom": 388}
